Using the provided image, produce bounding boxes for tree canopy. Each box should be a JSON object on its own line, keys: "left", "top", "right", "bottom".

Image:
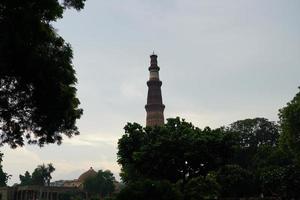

{"left": 117, "top": 111, "right": 299, "bottom": 199}
{"left": 117, "top": 118, "right": 237, "bottom": 185}
{"left": 227, "top": 118, "right": 280, "bottom": 169}
{"left": 83, "top": 169, "right": 115, "bottom": 199}
{"left": 19, "top": 163, "right": 55, "bottom": 186}
{"left": 0, "top": 0, "right": 85, "bottom": 148}
{"left": 228, "top": 117, "right": 279, "bottom": 149}
{"left": 116, "top": 179, "right": 182, "bottom": 200}
{"left": 184, "top": 173, "right": 220, "bottom": 200}
{"left": 0, "top": 152, "right": 10, "bottom": 186}
{"left": 279, "top": 87, "right": 300, "bottom": 164}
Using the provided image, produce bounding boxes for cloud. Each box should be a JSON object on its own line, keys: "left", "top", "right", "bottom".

{"left": 63, "top": 133, "right": 119, "bottom": 147}
{"left": 2, "top": 147, "right": 41, "bottom": 185}
{"left": 120, "top": 81, "right": 144, "bottom": 100}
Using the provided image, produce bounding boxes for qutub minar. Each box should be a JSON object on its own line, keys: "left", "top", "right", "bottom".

{"left": 145, "top": 53, "right": 165, "bottom": 127}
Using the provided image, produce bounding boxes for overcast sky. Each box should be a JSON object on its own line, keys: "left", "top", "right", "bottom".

{"left": 2, "top": 0, "right": 300, "bottom": 185}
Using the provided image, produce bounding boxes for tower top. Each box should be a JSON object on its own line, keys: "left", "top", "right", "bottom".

{"left": 149, "top": 53, "right": 159, "bottom": 70}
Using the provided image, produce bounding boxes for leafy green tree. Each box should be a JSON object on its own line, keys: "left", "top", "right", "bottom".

{"left": 0, "top": 168, "right": 8, "bottom": 187}
{"left": 228, "top": 118, "right": 279, "bottom": 149}
{"left": 252, "top": 145, "right": 293, "bottom": 170}
{"left": 33, "top": 163, "right": 55, "bottom": 186}
{"left": 115, "top": 179, "right": 182, "bottom": 200}
{"left": 117, "top": 118, "right": 236, "bottom": 189}
{"left": 19, "top": 163, "right": 55, "bottom": 186}
{"left": 227, "top": 118, "right": 279, "bottom": 169}
{"left": 216, "top": 165, "right": 258, "bottom": 198}
{"left": 279, "top": 87, "right": 300, "bottom": 164}
{"left": 259, "top": 165, "right": 300, "bottom": 198}
{"left": 0, "top": 0, "right": 85, "bottom": 148}
{"left": 83, "top": 170, "right": 115, "bottom": 199}
{"left": 19, "top": 171, "right": 32, "bottom": 186}
{"left": 0, "top": 152, "right": 10, "bottom": 186}
{"left": 248, "top": 135, "right": 297, "bottom": 198}
{"left": 117, "top": 116, "right": 295, "bottom": 199}
{"left": 184, "top": 173, "right": 220, "bottom": 200}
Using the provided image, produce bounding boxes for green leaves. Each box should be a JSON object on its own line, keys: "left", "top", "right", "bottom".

{"left": 184, "top": 174, "right": 220, "bottom": 200}
{"left": 117, "top": 118, "right": 236, "bottom": 184}
{"left": 19, "top": 171, "right": 32, "bottom": 186}
{"left": 279, "top": 87, "right": 300, "bottom": 164}
{"left": 0, "top": 0, "right": 85, "bottom": 147}
{"left": 0, "top": 153, "right": 9, "bottom": 187}
{"left": 216, "top": 165, "right": 257, "bottom": 197}
{"left": 258, "top": 165, "right": 300, "bottom": 198}
{"left": 63, "top": 0, "right": 86, "bottom": 10}
{"left": 228, "top": 118, "right": 279, "bottom": 149}
{"left": 116, "top": 180, "right": 182, "bottom": 200}
{"left": 83, "top": 170, "right": 115, "bottom": 199}
{"left": 117, "top": 87, "right": 300, "bottom": 199}
{"left": 19, "top": 163, "right": 55, "bottom": 186}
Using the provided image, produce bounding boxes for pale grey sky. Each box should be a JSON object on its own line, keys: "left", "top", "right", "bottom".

{"left": 2, "top": 0, "right": 300, "bottom": 185}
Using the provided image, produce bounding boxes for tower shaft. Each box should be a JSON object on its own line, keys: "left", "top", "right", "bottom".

{"left": 145, "top": 54, "right": 165, "bottom": 127}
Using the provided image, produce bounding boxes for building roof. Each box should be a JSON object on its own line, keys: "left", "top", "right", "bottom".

{"left": 78, "top": 167, "right": 97, "bottom": 182}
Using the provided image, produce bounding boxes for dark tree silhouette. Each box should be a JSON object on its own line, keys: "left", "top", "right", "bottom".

{"left": 117, "top": 118, "right": 236, "bottom": 187}
{"left": 0, "top": 152, "right": 10, "bottom": 186}
{"left": 227, "top": 118, "right": 280, "bottom": 169}
{"left": 19, "top": 171, "right": 32, "bottom": 186}
{"left": 116, "top": 179, "right": 182, "bottom": 200}
{"left": 0, "top": 0, "right": 85, "bottom": 148}
{"left": 83, "top": 170, "right": 115, "bottom": 199}
{"left": 228, "top": 118, "right": 279, "bottom": 149}
{"left": 279, "top": 87, "right": 300, "bottom": 164}
{"left": 19, "top": 163, "right": 55, "bottom": 186}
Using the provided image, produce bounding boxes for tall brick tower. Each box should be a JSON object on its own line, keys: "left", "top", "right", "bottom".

{"left": 145, "top": 53, "right": 165, "bottom": 127}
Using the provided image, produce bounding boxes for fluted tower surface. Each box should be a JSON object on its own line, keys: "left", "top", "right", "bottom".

{"left": 145, "top": 54, "right": 165, "bottom": 127}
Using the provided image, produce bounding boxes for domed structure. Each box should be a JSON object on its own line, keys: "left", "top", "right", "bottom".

{"left": 78, "top": 167, "right": 97, "bottom": 182}
{"left": 62, "top": 167, "right": 98, "bottom": 188}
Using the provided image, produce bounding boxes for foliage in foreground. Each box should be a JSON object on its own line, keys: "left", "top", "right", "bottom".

{"left": 184, "top": 173, "right": 220, "bottom": 200}
{"left": 0, "top": 152, "right": 10, "bottom": 186}
{"left": 279, "top": 87, "right": 300, "bottom": 164}
{"left": 115, "top": 179, "right": 181, "bottom": 200}
{"left": 0, "top": 0, "right": 85, "bottom": 148}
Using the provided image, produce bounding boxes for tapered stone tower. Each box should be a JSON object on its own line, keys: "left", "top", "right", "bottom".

{"left": 145, "top": 53, "right": 165, "bottom": 127}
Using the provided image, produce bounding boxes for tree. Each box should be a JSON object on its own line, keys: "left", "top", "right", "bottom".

{"left": 0, "top": 0, "right": 85, "bottom": 148}
{"left": 83, "top": 170, "right": 115, "bottom": 200}
{"left": 252, "top": 144, "right": 294, "bottom": 170}
{"left": 216, "top": 165, "right": 258, "bottom": 198}
{"left": 259, "top": 165, "right": 300, "bottom": 198}
{"left": 117, "top": 118, "right": 236, "bottom": 189}
{"left": 228, "top": 118, "right": 279, "bottom": 149}
{"left": 0, "top": 152, "right": 10, "bottom": 186}
{"left": 227, "top": 118, "right": 279, "bottom": 169}
{"left": 279, "top": 87, "right": 300, "bottom": 164}
{"left": 115, "top": 179, "right": 182, "bottom": 200}
{"left": 19, "top": 163, "right": 55, "bottom": 186}
{"left": 19, "top": 171, "right": 32, "bottom": 186}
{"left": 117, "top": 116, "right": 296, "bottom": 199}
{"left": 33, "top": 163, "right": 55, "bottom": 186}
{"left": 184, "top": 173, "right": 220, "bottom": 200}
